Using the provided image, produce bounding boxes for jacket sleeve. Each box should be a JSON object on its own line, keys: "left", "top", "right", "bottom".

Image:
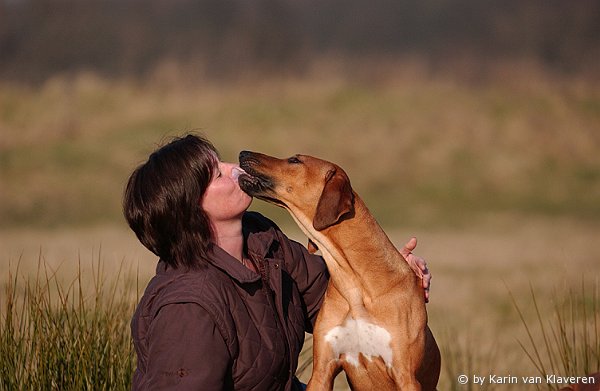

{"left": 280, "top": 236, "right": 330, "bottom": 333}
{"left": 142, "top": 303, "right": 231, "bottom": 390}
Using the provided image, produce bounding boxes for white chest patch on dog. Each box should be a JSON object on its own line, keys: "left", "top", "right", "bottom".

{"left": 324, "top": 318, "right": 393, "bottom": 367}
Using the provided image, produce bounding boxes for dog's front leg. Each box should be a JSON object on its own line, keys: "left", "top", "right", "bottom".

{"left": 306, "top": 335, "right": 342, "bottom": 391}
{"left": 306, "top": 285, "right": 348, "bottom": 391}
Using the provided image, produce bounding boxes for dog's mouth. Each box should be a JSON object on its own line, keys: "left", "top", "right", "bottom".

{"left": 238, "top": 160, "right": 286, "bottom": 207}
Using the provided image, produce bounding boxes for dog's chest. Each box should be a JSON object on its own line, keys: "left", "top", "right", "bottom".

{"left": 324, "top": 318, "right": 393, "bottom": 367}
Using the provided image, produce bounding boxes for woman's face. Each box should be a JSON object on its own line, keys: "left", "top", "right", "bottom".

{"left": 201, "top": 161, "right": 253, "bottom": 224}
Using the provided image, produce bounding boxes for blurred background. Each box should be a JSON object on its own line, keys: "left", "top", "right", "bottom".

{"left": 1, "top": 0, "right": 599, "bottom": 228}
{"left": 1, "top": 0, "right": 599, "bottom": 389}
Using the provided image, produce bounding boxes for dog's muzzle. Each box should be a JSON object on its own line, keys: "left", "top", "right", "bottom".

{"left": 238, "top": 151, "right": 275, "bottom": 197}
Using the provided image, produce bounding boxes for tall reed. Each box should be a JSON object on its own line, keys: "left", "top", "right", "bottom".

{"left": 0, "top": 256, "right": 138, "bottom": 391}
{"left": 439, "top": 326, "right": 498, "bottom": 391}
{"left": 511, "top": 281, "right": 600, "bottom": 390}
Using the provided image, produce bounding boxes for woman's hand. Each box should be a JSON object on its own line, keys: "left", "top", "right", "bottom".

{"left": 400, "top": 237, "right": 431, "bottom": 303}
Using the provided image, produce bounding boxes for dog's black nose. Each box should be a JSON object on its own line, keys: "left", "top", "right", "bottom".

{"left": 239, "top": 150, "right": 253, "bottom": 161}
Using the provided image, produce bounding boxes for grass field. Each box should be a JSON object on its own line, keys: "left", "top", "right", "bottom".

{"left": 1, "top": 61, "right": 599, "bottom": 228}
{"left": 1, "top": 61, "right": 599, "bottom": 389}
{"left": 1, "top": 220, "right": 598, "bottom": 390}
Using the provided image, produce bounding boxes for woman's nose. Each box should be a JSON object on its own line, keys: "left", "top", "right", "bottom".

{"left": 231, "top": 166, "right": 245, "bottom": 180}
{"left": 222, "top": 162, "right": 242, "bottom": 179}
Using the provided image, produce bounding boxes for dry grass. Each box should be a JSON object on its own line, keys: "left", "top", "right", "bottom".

{"left": 1, "top": 253, "right": 138, "bottom": 390}
{"left": 1, "top": 215, "right": 599, "bottom": 390}
{"left": 1, "top": 61, "right": 599, "bottom": 228}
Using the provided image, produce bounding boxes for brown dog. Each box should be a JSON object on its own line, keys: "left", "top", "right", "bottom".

{"left": 239, "top": 152, "right": 441, "bottom": 391}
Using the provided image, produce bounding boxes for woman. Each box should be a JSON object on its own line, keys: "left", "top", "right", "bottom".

{"left": 123, "top": 134, "right": 430, "bottom": 391}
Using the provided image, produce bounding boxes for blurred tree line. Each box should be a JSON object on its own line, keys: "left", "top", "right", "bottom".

{"left": 1, "top": 0, "right": 599, "bottom": 84}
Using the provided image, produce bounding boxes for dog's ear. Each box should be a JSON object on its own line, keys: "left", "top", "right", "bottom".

{"left": 313, "top": 169, "right": 354, "bottom": 231}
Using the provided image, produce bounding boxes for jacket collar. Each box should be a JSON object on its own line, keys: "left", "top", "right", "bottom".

{"left": 206, "top": 224, "right": 278, "bottom": 284}
{"left": 155, "top": 215, "right": 279, "bottom": 284}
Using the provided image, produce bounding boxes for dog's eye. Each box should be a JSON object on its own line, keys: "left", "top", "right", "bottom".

{"left": 287, "top": 156, "right": 302, "bottom": 164}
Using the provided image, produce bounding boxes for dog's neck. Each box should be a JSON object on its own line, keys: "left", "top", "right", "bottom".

{"left": 290, "top": 194, "right": 418, "bottom": 317}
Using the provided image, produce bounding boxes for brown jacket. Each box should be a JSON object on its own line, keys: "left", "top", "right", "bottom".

{"left": 131, "top": 212, "right": 328, "bottom": 391}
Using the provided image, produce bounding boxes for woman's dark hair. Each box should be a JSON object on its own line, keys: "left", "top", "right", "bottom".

{"left": 123, "top": 134, "right": 219, "bottom": 269}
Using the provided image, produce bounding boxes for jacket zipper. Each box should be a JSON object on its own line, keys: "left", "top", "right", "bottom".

{"left": 253, "top": 254, "right": 291, "bottom": 385}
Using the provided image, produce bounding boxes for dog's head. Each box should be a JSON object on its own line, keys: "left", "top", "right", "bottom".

{"left": 238, "top": 151, "right": 354, "bottom": 231}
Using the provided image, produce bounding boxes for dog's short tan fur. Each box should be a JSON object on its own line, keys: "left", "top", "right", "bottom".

{"left": 239, "top": 152, "right": 440, "bottom": 391}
